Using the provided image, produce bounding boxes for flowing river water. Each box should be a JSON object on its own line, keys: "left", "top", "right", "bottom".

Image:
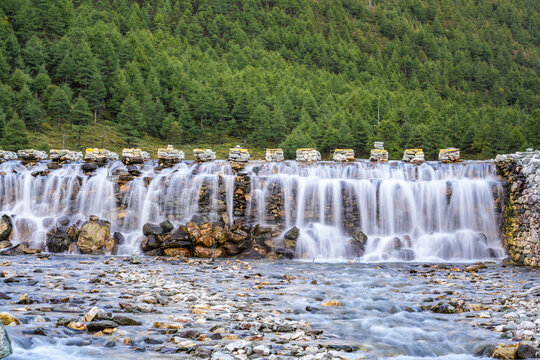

{"left": 1, "top": 256, "right": 539, "bottom": 359}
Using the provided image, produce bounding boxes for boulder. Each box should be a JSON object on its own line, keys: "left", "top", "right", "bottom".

{"left": 0, "top": 323, "right": 12, "bottom": 359}
{"left": 76, "top": 217, "right": 111, "bottom": 254}
{"left": 196, "top": 234, "right": 215, "bottom": 248}
{"left": 159, "top": 220, "right": 174, "bottom": 234}
{"left": 266, "top": 148, "right": 284, "bottom": 162}
{"left": 352, "top": 229, "right": 368, "bottom": 244}
{"left": 275, "top": 247, "right": 295, "bottom": 259}
{"left": 141, "top": 235, "right": 161, "bottom": 251}
{"left": 193, "top": 149, "right": 215, "bottom": 162}
{"left": 143, "top": 223, "right": 162, "bottom": 236}
{"left": 46, "top": 227, "right": 72, "bottom": 253}
{"left": 0, "top": 215, "right": 12, "bottom": 242}
{"left": 296, "top": 148, "right": 321, "bottom": 162}
{"left": 0, "top": 241, "right": 11, "bottom": 250}
{"left": 439, "top": 148, "right": 461, "bottom": 163}
{"left": 333, "top": 149, "right": 355, "bottom": 162}
{"left": 81, "top": 163, "right": 98, "bottom": 172}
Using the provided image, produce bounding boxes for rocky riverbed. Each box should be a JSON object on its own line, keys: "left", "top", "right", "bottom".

{"left": 0, "top": 256, "right": 538, "bottom": 359}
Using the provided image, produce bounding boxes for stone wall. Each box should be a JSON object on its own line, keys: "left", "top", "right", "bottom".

{"left": 495, "top": 149, "right": 540, "bottom": 267}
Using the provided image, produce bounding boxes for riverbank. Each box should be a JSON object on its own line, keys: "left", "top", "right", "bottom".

{"left": 0, "top": 255, "right": 538, "bottom": 359}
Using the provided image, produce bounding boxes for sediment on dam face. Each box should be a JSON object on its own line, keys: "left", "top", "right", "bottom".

{"left": 496, "top": 149, "right": 540, "bottom": 267}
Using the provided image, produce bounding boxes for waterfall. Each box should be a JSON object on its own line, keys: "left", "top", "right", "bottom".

{"left": 0, "top": 159, "right": 504, "bottom": 261}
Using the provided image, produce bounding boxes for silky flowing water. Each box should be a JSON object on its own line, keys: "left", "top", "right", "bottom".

{"left": 2, "top": 256, "right": 539, "bottom": 359}
{"left": 0, "top": 160, "right": 504, "bottom": 262}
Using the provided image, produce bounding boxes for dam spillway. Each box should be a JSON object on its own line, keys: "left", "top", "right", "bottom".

{"left": 0, "top": 159, "right": 505, "bottom": 261}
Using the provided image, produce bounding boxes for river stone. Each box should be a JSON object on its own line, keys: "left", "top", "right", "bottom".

{"left": 86, "top": 320, "right": 119, "bottom": 332}
{"left": 46, "top": 228, "right": 71, "bottom": 253}
{"left": 352, "top": 229, "right": 368, "bottom": 244}
{"left": 0, "top": 323, "right": 12, "bottom": 359}
{"left": 163, "top": 248, "right": 191, "bottom": 257}
{"left": 112, "top": 315, "right": 141, "bottom": 326}
{"left": 77, "top": 217, "right": 111, "bottom": 254}
{"left": 284, "top": 227, "right": 300, "bottom": 241}
{"left": 516, "top": 344, "right": 537, "bottom": 359}
{"left": 143, "top": 223, "right": 162, "bottom": 236}
{"left": 0, "top": 215, "right": 12, "bottom": 242}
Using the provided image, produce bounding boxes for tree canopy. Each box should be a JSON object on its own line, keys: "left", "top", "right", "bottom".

{"left": 0, "top": 0, "right": 538, "bottom": 159}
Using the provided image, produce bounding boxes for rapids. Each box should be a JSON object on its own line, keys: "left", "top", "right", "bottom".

{"left": 0, "top": 160, "right": 504, "bottom": 261}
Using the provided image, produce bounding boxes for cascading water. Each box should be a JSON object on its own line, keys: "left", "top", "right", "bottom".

{"left": 245, "top": 161, "right": 505, "bottom": 261}
{"left": 0, "top": 159, "right": 504, "bottom": 261}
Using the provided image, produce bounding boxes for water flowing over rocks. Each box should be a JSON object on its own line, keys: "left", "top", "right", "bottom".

{"left": 0, "top": 256, "right": 538, "bottom": 359}
{"left": 496, "top": 149, "right": 540, "bottom": 267}
{"left": 76, "top": 216, "right": 113, "bottom": 254}
{"left": 332, "top": 149, "right": 355, "bottom": 162}
{"left": 265, "top": 149, "right": 284, "bottom": 162}
{"left": 296, "top": 149, "right": 321, "bottom": 162}
{"left": 402, "top": 149, "right": 425, "bottom": 165}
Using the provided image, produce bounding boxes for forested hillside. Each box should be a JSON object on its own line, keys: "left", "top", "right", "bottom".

{"left": 0, "top": 0, "right": 538, "bottom": 159}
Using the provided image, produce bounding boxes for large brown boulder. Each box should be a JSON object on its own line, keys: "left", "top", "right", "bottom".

{"left": 164, "top": 247, "right": 191, "bottom": 257}
{"left": 0, "top": 215, "right": 12, "bottom": 242}
{"left": 77, "top": 217, "right": 111, "bottom": 254}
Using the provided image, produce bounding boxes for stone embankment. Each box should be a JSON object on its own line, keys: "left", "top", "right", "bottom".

{"left": 496, "top": 149, "right": 540, "bottom": 267}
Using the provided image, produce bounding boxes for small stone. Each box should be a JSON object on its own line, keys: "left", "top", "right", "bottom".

{"left": 252, "top": 345, "right": 270, "bottom": 356}
{"left": 0, "top": 313, "right": 20, "bottom": 326}
{"left": 321, "top": 300, "right": 341, "bottom": 307}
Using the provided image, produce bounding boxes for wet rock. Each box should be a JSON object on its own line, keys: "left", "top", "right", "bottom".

{"left": 112, "top": 315, "right": 141, "bottom": 326}
{"left": 253, "top": 345, "right": 270, "bottom": 355}
{"left": 211, "top": 352, "right": 234, "bottom": 360}
{"left": 86, "top": 320, "right": 119, "bottom": 332}
{"left": 143, "top": 223, "right": 162, "bottom": 236}
{"left": 46, "top": 227, "right": 72, "bottom": 253}
{"left": 81, "top": 163, "right": 98, "bottom": 172}
{"left": 431, "top": 302, "right": 457, "bottom": 314}
{"left": 57, "top": 215, "right": 70, "bottom": 226}
{"left": 0, "top": 241, "right": 12, "bottom": 250}
{"left": 194, "top": 246, "right": 224, "bottom": 258}
{"left": 159, "top": 220, "right": 174, "bottom": 234}
{"left": 163, "top": 248, "right": 191, "bottom": 257}
{"left": 141, "top": 235, "right": 161, "bottom": 251}
{"left": 516, "top": 344, "right": 537, "bottom": 359}
{"left": 275, "top": 247, "right": 294, "bottom": 259}
{"left": 0, "top": 323, "right": 12, "bottom": 359}
{"left": 0, "top": 313, "right": 20, "bottom": 326}
{"left": 321, "top": 300, "right": 342, "bottom": 307}
{"left": 113, "top": 232, "right": 125, "bottom": 245}
{"left": 77, "top": 217, "right": 111, "bottom": 254}
{"left": 0, "top": 215, "right": 12, "bottom": 242}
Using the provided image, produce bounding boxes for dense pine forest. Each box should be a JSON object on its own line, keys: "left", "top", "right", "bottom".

{"left": 0, "top": 0, "right": 538, "bottom": 159}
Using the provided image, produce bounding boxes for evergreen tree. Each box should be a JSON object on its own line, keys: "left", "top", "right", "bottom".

{"left": 118, "top": 95, "right": 145, "bottom": 147}
{"left": 2, "top": 113, "right": 29, "bottom": 151}
{"left": 47, "top": 86, "right": 71, "bottom": 131}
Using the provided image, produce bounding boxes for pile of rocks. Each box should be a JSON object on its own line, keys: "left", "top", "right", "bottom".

{"left": 333, "top": 149, "right": 355, "bottom": 162}
{"left": 369, "top": 142, "right": 388, "bottom": 162}
{"left": 495, "top": 149, "right": 540, "bottom": 267}
{"left": 84, "top": 149, "right": 119, "bottom": 164}
{"left": 157, "top": 145, "right": 185, "bottom": 167}
{"left": 50, "top": 149, "right": 83, "bottom": 163}
{"left": 17, "top": 149, "right": 47, "bottom": 163}
{"left": 140, "top": 218, "right": 300, "bottom": 260}
{"left": 229, "top": 146, "right": 250, "bottom": 162}
{"left": 265, "top": 148, "right": 284, "bottom": 162}
{"left": 193, "top": 149, "right": 215, "bottom": 162}
{"left": 439, "top": 148, "right": 461, "bottom": 163}
{"left": 229, "top": 146, "right": 250, "bottom": 170}
{"left": 296, "top": 148, "right": 321, "bottom": 162}
{"left": 0, "top": 151, "right": 17, "bottom": 162}
{"left": 122, "top": 148, "right": 150, "bottom": 165}
{"left": 402, "top": 149, "right": 425, "bottom": 165}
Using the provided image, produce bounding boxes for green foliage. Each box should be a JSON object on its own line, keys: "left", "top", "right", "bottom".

{"left": 2, "top": 113, "right": 29, "bottom": 151}
{"left": 0, "top": 0, "right": 538, "bottom": 157}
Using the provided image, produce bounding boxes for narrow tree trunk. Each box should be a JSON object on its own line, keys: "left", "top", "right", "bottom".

{"left": 94, "top": 109, "right": 97, "bottom": 123}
